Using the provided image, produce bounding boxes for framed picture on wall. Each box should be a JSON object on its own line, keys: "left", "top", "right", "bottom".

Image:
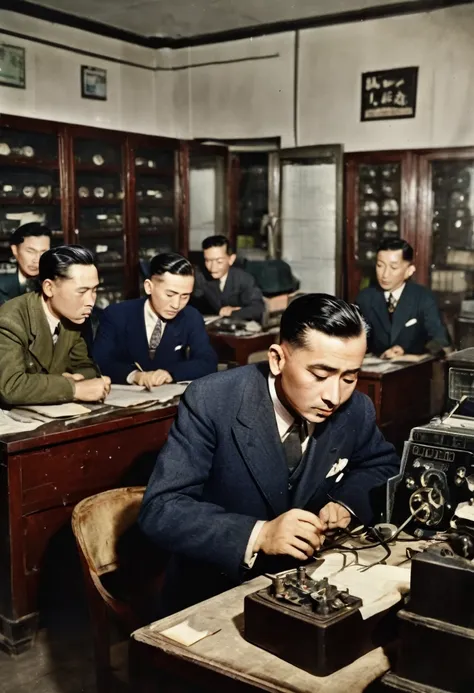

{"left": 361, "top": 66, "right": 418, "bottom": 121}
{"left": 81, "top": 66, "right": 107, "bottom": 101}
{"left": 0, "top": 44, "right": 26, "bottom": 89}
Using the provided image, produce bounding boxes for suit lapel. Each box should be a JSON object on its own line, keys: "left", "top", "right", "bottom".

{"left": 391, "top": 283, "right": 413, "bottom": 344}
{"left": 232, "top": 365, "right": 289, "bottom": 517}
{"left": 153, "top": 314, "right": 182, "bottom": 365}
{"left": 371, "top": 287, "right": 392, "bottom": 341}
{"left": 221, "top": 267, "right": 235, "bottom": 304}
{"left": 27, "top": 293, "right": 54, "bottom": 371}
{"left": 126, "top": 299, "right": 150, "bottom": 368}
{"left": 292, "top": 413, "right": 349, "bottom": 509}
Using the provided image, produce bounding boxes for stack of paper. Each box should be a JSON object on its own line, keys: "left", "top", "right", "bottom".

{"left": 106, "top": 382, "right": 189, "bottom": 408}
{"left": 15, "top": 402, "right": 92, "bottom": 420}
{"left": 0, "top": 409, "right": 45, "bottom": 434}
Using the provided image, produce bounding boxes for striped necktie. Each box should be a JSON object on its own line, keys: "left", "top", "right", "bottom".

{"left": 148, "top": 318, "right": 162, "bottom": 360}
{"left": 283, "top": 419, "right": 306, "bottom": 471}
{"left": 52, "top": 323, "right": 61, "bottom": 346}
{"left": 386, "top": 293, "right": 397, "bottom": 318}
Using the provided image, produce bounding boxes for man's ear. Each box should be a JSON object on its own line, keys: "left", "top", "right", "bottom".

{"left": 42, "top": 278, "right": 54, "bottom": 298}
{"left": 11, "top": 245, "right": 19, "bottom": 261}
{"left": 268, "top": 343, "right": 285, "bottom": 376}
{"left": 406, "top": 263, "right": 416, "bottom": 280}
{"left": 228, "top": 253, "right": 237, "bottom": 267}
{"left": 144, "top": 278, "right": 152, "bottom": 296}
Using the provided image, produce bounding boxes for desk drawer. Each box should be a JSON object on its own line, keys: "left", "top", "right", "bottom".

{"left": 19, "top": 418, "right": 173, "bottom": 514}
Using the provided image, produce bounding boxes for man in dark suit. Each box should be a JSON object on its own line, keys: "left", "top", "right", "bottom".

{"left": 0, "top": 222, "right": 52, "bottom": 305}
{"left": 139, "top": 294, "right": 400, "bottom": 615}
{"left": 356, "top": 238, "right": 450, "bottom": 358}
{"left": 192, "top": 235, "right": 265, "bottom": 322}
{"left": 93, "top": 253, "right": 217, "bottom": 387}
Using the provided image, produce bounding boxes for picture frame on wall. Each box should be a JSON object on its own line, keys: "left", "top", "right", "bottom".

{"left": 0, "top": 44, "right": 26, "bottom": 89}
{"left": 81, "top": 65, "right": 107, "bottom": 101}
{"left": 361, "top": 66, "right": 418, "bottom": 122}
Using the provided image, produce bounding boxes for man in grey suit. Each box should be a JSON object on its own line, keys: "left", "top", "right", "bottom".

{"left": 139, "top": 294, "right": 399, "bottom": 615}
{"left": 192, "top": 235, "right": 265, "bottom": 322}
{"left": 0, "top": 223, "right": 52, "bottom": 305}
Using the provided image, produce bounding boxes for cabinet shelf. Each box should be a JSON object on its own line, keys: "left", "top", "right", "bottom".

{"left": 0, "top": 157, "right": 59, "bottom": 170}
{"left": 76, "top": 198, "right": 123, "bottom": 207}
{"left": 0, "top": 197, "right": 61, "bottom": 206}
{"left": 74, "top": 163, "right": 121, "bottom": 174}
{"left": 79, "top": 229, "right": 123, "bottom": 239}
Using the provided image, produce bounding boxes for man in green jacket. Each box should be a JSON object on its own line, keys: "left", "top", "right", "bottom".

{"left": 0, "top": 245, "right": 111, "bottom": 406}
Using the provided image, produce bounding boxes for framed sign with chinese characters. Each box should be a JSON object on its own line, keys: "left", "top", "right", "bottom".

{"left": 0, "top": 44, "right": 26, "bottom": 89}
{"left": 361, "top": 67, "right": 418, "bottom": 121}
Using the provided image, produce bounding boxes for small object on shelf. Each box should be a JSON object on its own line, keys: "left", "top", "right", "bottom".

{"left": 381, "top": 164, "right": 398, "bottom": 179}
{"left": 92, "top": 154, "right": 104, "bottom": 166}
{"left": 2, "top": 184, "right": 13, "bottom": 193}
{"left": 116, "top": 190, "right": 124, "bottom": 200}
{"left": 146, "top": 189, "right": 162, "bottom": 198}
{"left": 22, "top": 185, "right": 36, "bottom": 198}
{"left": 0, "top": 143, "right": 11, "bottom": 156}
{"left": 147, "top": 160, "right": 156, "bottom": 168}
{"left": 383, "top": 220, "right": 399, "bottom": 234}
{"left": 362, "top": 184, "right": 375, "bottom": 195}
{"left": 37, "top": 185, "right": 51, "bottom": 199}
{"left": 151, "top": 215, "right": 162, "bottom": 225}
{"left": 93, "top": 187, "right": 105, "bottom": 198}
{"left": 362, "top": 200, "right": 379, "bottom": 216}
{"left": 365, "top": 250, "right": 376, "bottom": 260}
{"left": 382, "top": 198, "right": 399, "bottom": 216}
{"left": 139, "top": 216, "right": 149, "bottom": 226}
{"left": 21, "top": 146, "right": 34, "bottom": 158}
{"left": 78, "top": 186, "right": 90, "bottom": 198}
{"left": 135, "top": 157, "right": 146, "bottom": 166}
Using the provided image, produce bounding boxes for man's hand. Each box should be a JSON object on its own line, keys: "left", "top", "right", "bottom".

{"left": 73, "top": 376, "right": 111, "bottom": 402}
{"left": 62, "top": 373, "right": 85, "bottom": 382}
{"left": 219, "top": 306, "right": 234, "bottom": 317}
{"left": 381, "top": 345, "right": 404, "bottom": 360}
{"left": 253, "top": 509, "right": 325, "bottom": 561}
{"left": 318, "top": 502, "right": 351, "bottom": 531}
{"left": 133, "top": 369, "right": 173, "bottom": 390}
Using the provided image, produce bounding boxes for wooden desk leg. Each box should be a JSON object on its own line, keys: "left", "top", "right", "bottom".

{"left": 0, "top": 462, "right": 39, "bottom": 654}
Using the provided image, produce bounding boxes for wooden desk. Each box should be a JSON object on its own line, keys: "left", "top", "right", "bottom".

{"left": 357, "top": 358, "right": 435, "bottom": 450}
{"left": 209, "top": 331, "right": 278, "bottom": 366}
{"left": 131, "top": 543, "right": 414, "bottom": 693}
{"left": 0, "top": 403, "right": 177, "bottom": 654}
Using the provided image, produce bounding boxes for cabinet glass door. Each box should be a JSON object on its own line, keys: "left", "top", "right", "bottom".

{"left": 72, "top": 136, "right": 125, "bottom": 309}
{"left": 0, "top": 124, "right": 64, "bottom": 279}
{"left": 189, "top": 148, "right": 227, "bottom": 252}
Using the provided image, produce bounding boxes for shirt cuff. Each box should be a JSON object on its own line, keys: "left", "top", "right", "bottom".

{"left": 243, "top": 520, "right": 266, "bottom": 568}
{"left": 127, "top": 370, "right": 138, "bottom": 384}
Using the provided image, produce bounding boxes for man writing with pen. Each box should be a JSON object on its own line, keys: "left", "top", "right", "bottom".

{"left": 93, "top": 253, "right": 217, "bottom": 389}
{"left": 0, "top": 245, "right": 111, "bottom": 407}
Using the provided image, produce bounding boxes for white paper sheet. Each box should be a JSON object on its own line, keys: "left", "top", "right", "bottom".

{"left": 106, "top": 382, "right": 189, "bottom": 408}
{"left": 16, "top": 403, "right": 91, "bottom": 419}
{"left": 0, "top": 409, "right": 45, "bottom": 434}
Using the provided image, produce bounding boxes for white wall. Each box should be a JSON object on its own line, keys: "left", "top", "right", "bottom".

{"left": 0, "top": 11, "right": 175, "bottom": 137}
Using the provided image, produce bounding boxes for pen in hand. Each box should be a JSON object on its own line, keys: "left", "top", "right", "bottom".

{"left": 134, "top": 361, "right": 152, "bottom": 391}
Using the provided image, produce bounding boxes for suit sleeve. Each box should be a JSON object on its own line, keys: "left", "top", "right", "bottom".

{"left": 0, "top": 325, "right": 75, "bottom": 405}
{"left": 167, "top": 311, "right": 218, "bottom": 381}
{"left": 93, "top": 309, "right": 134, "bottom": 384}
{"left": 139, "top": 384, "right": 258, "bottom": 582}
{"left": 330, "top": 396, "right": 400, "bottom": 525}
{"left": 233, "top": 273, "right": 265, "bottom": 322}
{"left": 420, "top": 290, "right": 451, "bottom": 352}
{"left": 69, "top": 334, "right": 99, "bottom": 380}
{"left": 190, "top": 269, "right": 212, "bottom": 314}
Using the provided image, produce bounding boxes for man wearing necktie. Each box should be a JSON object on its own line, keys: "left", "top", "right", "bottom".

{"left": 0, "top": 245, "right": 110, "bottom": 405}
{"left": 192, "top": 235, "right": 265, "bottom": 322}
{"left": 139, "top": 294, "right": 400, "bottom": 615}
{"left": 93, "top": 253, "right": 217, "bottom": 388}
{"left": 0, "top": 222, "right": 52, "bottom": 306}
{"left": 356, "top": 239, "right": 450, "bottom": 359}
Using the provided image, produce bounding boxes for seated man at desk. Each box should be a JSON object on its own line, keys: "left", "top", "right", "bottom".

{"left": 93, "top": 252, "right": 217, "bottom": 388}
{"left": 356, "top": 238, "right": 450, "bottom": 359}
{"left": 139, "top": 294, "right": 400, "bottom": 614}
{"left": 0, "top": 245, "right": 110, "bottom": 406}
{"left": 192, "top": 234, "right": 265, "bottom": 322}
{"left": 0, "top": 222, "right": 52, "bottom": 305}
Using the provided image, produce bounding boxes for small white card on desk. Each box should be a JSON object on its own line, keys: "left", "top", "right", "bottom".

{"left": 157, "top": 620, "right": 221, "bottom": 646}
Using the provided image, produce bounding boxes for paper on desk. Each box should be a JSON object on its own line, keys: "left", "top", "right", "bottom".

{"left": 203, "top": 315, "right": 221, "bottom": 326}
{"left": 106, "top": 382, "right": 188, "bottom": 408}
{"left": 15, "top": 402, "right": 91, "bottom": 419}
{"left": 0, "top": 409, "right": 45, "bottom": 433}
{"left": 157, "top": 620, "right": 221, "bottom": 646}
{"left": 308, "top": 553, "right": 410, "bottom": 620}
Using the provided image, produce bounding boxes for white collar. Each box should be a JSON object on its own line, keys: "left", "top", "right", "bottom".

{"left": 145, "top": 298, "right": 162, "bottom": 325}
{"left": 384, "top": 283, "right": 405, "bottom": 302}
{"left": 268, "top": 372, "right": 295, "bottom": 438}
{"left": 18, "top": 268, "right": 28, "bottom": 287}
{"left": 219, "top": 273, "right": 228, "bottom": 290}
{"left": 41, "top": 297, "right": 61, "bottom": 336}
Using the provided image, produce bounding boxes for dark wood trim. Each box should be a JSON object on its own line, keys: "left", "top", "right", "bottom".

{"left": 3, "top": 0, "right": 472, "bottom": 49}
{"left": 344, "top": 150, "right": 418, "bottom": 301}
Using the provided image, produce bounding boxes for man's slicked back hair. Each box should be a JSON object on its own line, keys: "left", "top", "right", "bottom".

{"left": 149, "top": 252, "right": 194, "bottom": 278}
{"left": 280, "top": 293, "right": 367, "bottom": 348}
{"left": 39, "top": 245, "right": 95, "bottom": 283}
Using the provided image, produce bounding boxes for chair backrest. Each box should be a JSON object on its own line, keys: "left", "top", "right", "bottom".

{"left": 72, "top": 487, "right": 146, "bottom": 578}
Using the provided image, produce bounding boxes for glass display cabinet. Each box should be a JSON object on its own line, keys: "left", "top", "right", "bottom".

{"left": 0, "top": 119, "right": 65, "bottom": 278}
{"left": 345, "top": 152, "right": 416, "bottom": 301}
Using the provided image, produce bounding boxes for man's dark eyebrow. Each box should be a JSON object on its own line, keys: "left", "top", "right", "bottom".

{"left": 308, "top": 363, "right": 361, "bottom": 376}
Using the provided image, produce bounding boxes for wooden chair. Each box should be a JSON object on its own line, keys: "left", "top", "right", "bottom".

{"left": 72, "top": 487, "right": 168, "bottom": 693}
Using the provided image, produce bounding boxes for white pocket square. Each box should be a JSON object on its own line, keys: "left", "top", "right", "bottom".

{"left": 326, "top": 458, "right": 348, "bottom": 479}
{"left": 174, "top": 344, "right": 183, "bottom": 351}
{"left": 405, "top": 318, "right": 417, "bottom": 327}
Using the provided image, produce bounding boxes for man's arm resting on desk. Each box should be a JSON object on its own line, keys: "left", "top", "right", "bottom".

{"left": 0, "top": 328, "right": 75, "bottom": 405}
{"left": 232, "top": 278, "right": 265, "bottom": 322}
